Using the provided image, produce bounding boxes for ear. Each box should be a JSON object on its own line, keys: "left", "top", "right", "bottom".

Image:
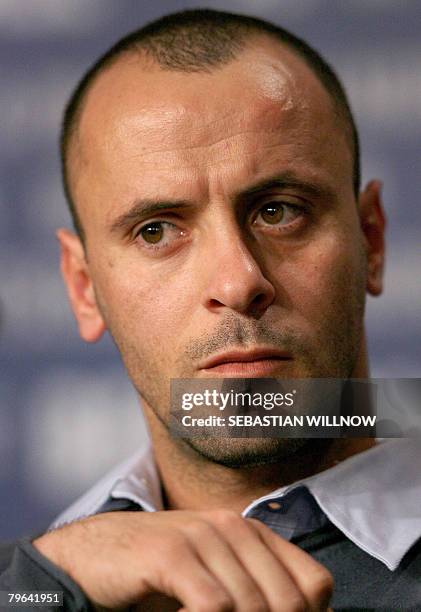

{"left": 56, "top": 228, "right": 106, "bottom": 342}
{"left": 358, "top": 180, "right": 386, "bottom": 296}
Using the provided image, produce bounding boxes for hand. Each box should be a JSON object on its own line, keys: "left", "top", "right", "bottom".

{"left": 33, "top": 510, "right": 333, "bottom": 611}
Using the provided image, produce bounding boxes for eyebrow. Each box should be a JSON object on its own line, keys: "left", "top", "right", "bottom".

{"left": 109, "top": 200, "right": 192, "bottom": 234}
{"left": 109, "top": 171, "right": 334, "bottom": 235}
{"left": 237, "top": 172, "right": 334, "bottom": 201}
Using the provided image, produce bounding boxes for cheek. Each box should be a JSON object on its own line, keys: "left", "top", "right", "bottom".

{"left": 277, "top": 231, "right": 366, "bottom": 322}
{"left": 94, "top": 259, "right": 197, "bottom": 349}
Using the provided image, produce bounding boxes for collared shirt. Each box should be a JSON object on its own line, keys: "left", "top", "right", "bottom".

{"left": 50, "top": 438, "right": 421, "bottom": 571}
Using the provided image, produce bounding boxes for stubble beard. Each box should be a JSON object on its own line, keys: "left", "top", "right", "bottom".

{"left": 102, "top": 251, "right": 367, "bottom": 469}
{"left": 133, "top": 310, "right": 364, "bottom": 469}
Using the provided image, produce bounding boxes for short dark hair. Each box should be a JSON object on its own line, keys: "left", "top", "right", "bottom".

{"left": 61, "top": 8, "right": 360, "bottom": 241}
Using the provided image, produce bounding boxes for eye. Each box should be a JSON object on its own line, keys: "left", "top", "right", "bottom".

{"left": 138, "top": 221, "right": 165, "bottom": 244}
{"left": 134, "top": 220, "right": 185, "bottom": 250}
{"left": 254, "top": 201, "right": 304, "bottom": 228}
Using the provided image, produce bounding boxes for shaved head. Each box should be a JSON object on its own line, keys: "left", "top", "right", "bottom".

{"left": 60, "top": 8, "right": 360, "bottom": 242}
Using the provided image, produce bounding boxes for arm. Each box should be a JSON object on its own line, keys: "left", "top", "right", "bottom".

{"left": 34, "top": 510, "right": 334, "bottom": 611}
{"left": 0, "top": 539, "right": 91, "bottom": 611}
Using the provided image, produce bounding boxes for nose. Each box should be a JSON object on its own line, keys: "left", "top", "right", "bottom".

{"left": 202, "top": 224, "right": 275, "bottom": 318}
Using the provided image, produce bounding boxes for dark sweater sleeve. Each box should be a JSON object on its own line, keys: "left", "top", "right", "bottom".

{"left": 0, "top": 539, "right": 91, "bottom": 611}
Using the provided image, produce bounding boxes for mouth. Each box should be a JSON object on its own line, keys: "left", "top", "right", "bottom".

{"left": 199, "top": 348, "right": 292, "bottom": 377}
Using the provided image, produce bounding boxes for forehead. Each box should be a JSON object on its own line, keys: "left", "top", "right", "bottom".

{"left": 71, "top": 36, "right": 352, "bottom": 220}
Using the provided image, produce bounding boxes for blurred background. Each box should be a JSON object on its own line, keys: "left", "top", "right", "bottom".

{"left": 1, "top": 0, "right": 420, "bottom": 539}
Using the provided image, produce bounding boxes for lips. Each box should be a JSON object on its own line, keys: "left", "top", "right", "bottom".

{"left": 199, "top": 348, "right": 291, "bottom": 376}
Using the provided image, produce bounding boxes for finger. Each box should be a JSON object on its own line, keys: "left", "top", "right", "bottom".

{"left": 145, "top": 539, "right": 234, "bottom": 612}
{"left": 249, "top": 519, "right": 334, "bottom": 611}
{"left": 135, "top": 593, "right": 182, "bottom": 611}
{"left": 185, "top": 519, "right": 269, "bottom": 612}
{"left": 208, "top": 511, "right": 306, "bottom": 611}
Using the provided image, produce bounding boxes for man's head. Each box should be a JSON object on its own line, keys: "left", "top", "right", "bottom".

{"left": 58, "top": 9, "right": 385, "bottom": 467}
{"left": 61, "top": 9, "right": 361, "bottom": 242}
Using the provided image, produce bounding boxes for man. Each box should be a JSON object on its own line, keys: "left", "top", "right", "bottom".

{"left": 1, "top": 8, "right": 420, "bottom": 611}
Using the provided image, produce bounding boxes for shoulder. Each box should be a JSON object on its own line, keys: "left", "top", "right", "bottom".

{"left": 49, "top": 450, "right": 148, "bottom": 530}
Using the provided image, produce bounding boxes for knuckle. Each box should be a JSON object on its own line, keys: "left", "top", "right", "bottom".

{"left": 185, "top": 518, "right": 214, "bottom": 538}
{"left": 159, "top": 532, "right": 188, "bottom": 562}
{"left": 286, "top": 596, "right": 307, "bottom": 612}
{"left": 243, "top": 598, "right": 269, "bottom": 612}
{"left": 207, "top": 508, "right": 241, "bottom": 528}
{"left": 246, "top": 517, "right": 267, "bottom": 530}
{"left": 223, "top": 588, "right": 266, "bottom": 612}
{"left": 237, "top": 585, "right": 268, "bottom": 612}
{"left": 194, "top": 593, "right": 234, "bottom": 612}
{"left": 246, "top": 517, "right": 273, "bottom": 538}
{"left": 307, "top": 569, "right": 334, "bottom": 602}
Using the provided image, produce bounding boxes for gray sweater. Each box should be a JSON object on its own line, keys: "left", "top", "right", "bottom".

{"left": 1, "top": 522, "right": 421, "bottom": 611}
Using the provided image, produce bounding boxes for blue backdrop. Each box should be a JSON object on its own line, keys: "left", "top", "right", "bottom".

{"left": 1, "top": 0, "right": 420, "bottom": 539}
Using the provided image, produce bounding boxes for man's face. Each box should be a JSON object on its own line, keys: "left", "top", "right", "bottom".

{"left": 61, "top": 37, "right": 383, "bottom": 465}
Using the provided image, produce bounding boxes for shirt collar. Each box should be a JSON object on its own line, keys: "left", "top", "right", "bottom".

{"left": 50, "top": 438, "right": 421, "bottom": 571}
{"left": 241, "top": 438, "right": 421, "bottom": 570}
{"left": 49, "top": 443, "right": 163, "bottom": 530}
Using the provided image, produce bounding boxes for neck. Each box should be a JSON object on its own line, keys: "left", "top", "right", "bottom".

{"left": 150, "top": 433, "right": 375, "bottom": 513}
{"left": 161, "top": 438, "right": 375, "bottom": 513}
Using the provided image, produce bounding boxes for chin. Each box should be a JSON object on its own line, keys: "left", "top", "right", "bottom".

{"left": 183, "top": 437, "right": 309, "bottom": 468}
